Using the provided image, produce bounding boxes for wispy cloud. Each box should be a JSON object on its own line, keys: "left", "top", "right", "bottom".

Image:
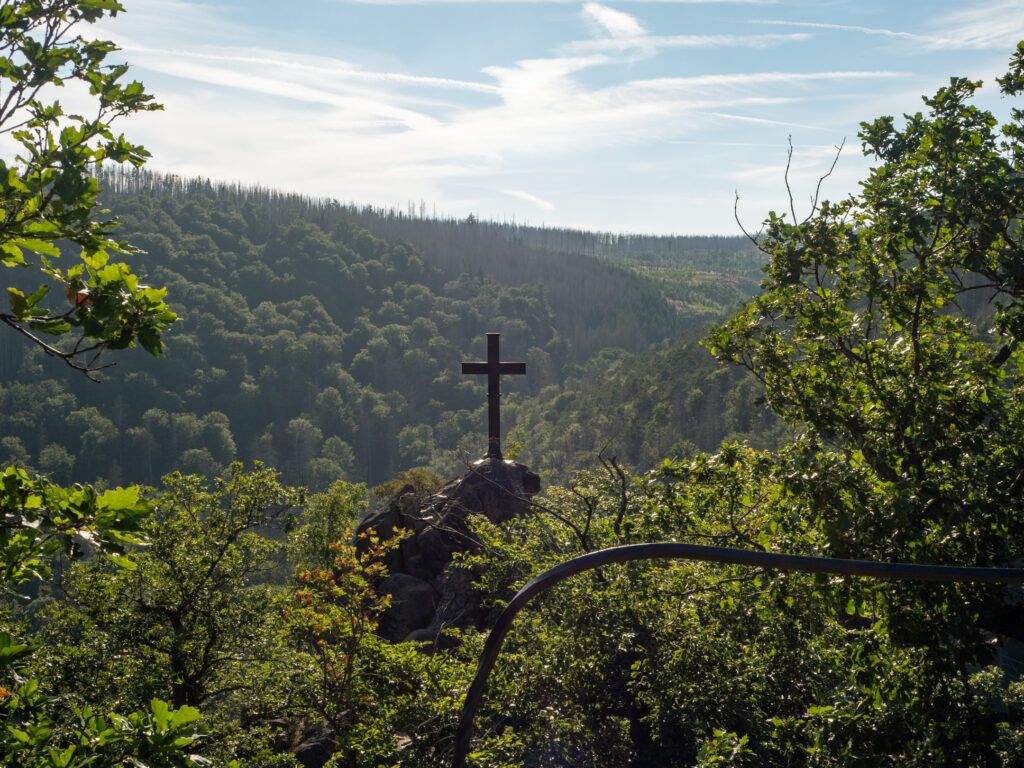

{"left": 620, "top": 70, "right": 904, "bottom": 94}
{"left": 334, "top": 0, "right": 782, "bottom": 4}
{"left": 90, "top": 0, "right": 937, "bottom": 232}
{"left": 127, "top": 50, "right": 896, "bottom": 200}
{"left": 116, "top": 44, "right": 502, "bottom": 95}
{"left": 704, "top": 112, "right": 831, "bottom": 131}
{"left": 583, "top": 3, "right": 645, "bottom": 38}
{"left": 929, "top": 0, "right": 1024, "bottom": 50}
{"left": 119, "top": 49, "right": 445, "bottom": 130}
{"left": 754, "top": 2, "right": 1024, "bottom": 51}
{"left": 571, "top": 3, "right": 806, "bottom": 56}
{"left": 732, "top": 143, "right": 851, "bottom": 186}
{"left": 504, "top": 189, "right": 556, "bottom": 210}
{"left": 751, "top": 20, "right": 940, "bottom": 44}
{"left": 94, "top": 0, "right": 235, "bottom": 44}
{"left": 565, "top": 31, "right": 810, "bottom": 55}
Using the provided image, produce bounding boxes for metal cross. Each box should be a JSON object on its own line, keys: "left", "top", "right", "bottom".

{"left": 461, "top": 332, "right": 525, "bottom": 460}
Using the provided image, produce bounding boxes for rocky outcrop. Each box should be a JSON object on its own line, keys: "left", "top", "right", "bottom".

{"left": 291, "top": 725, "right": 336, "bottom": 768}
{"left": 355, "top": 458, "right": 541, "bottom": 643}
{"left": 272, "top": 718, "right": 336, "bottom": 768}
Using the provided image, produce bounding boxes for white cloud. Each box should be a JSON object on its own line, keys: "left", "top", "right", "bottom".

{"left": 929, "top": 0, "right": 1024, "bottom": 50}
{"left": 482, "top": 55, "right": 609, "bottom": 110}
{"left": 504, "top": 189, "right": 557, "bottom": 210}
{"left": 127, "top": 54, "right": 894, "bottom": 205}
{"left": 704, "top": 112, "right": 831, "bottom": 131}
{"left": 333, "top": 0, "right": 782, "bottom": 4}
{"left": 565, "top": 31, "right": 809, "bottom": 54}
{"left": 85, "top": 0, "right": 927, "bottom": 232}
{"left": 127, "top": 52, "right": 443, "bottom": 130}
{"left": 117, "top": 43, "right": 502, "bottom": 95}
{"left": 751, "top": 20, "right": 939, "bottom": 44}
{"left": 582, "top": 3, "right": 645, "bottom": 38}
{"left": 620, "top": 70, "right": 904, "bottom": 95}
{"left": 733, "top": 145, "right": 845, "bottom": 186}
{"left": 94, "top": 0, "right": 235, "bottom": 44}
{"left": 571, "top": 4, "right": 806, "bottom": 57}
{"left": 754, "top": 3, "right": 1024, "bottom": 52}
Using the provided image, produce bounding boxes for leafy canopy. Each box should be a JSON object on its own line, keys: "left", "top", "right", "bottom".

{"left": 0, "top": 0, "right": 175, "bottom": 378}
{"left": 0, "top": 6, "right": 203, "bottom": 768}
{"left": 707, "top": 45, "right": 1024, "bottom": 568}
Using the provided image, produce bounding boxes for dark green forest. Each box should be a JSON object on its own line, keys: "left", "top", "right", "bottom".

{"left": 0, "top": 168, "right": 769, "bottom": 490}
{"left": 6, "top": 3, "right": 1024, "bottom": 768}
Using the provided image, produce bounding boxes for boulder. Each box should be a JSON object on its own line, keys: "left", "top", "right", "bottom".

{"left": 355, "top": 457, "right": 541, "bottom": 642}
{"left": 289, "top": 722, "right": 336, "bottom": 768}
{"left": 377, "top": 573, "right": 436, "bottom": 640}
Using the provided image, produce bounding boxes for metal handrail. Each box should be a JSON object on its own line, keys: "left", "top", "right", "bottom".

{"left": 451, "top": 542, "right": 1024, "bottom": 768}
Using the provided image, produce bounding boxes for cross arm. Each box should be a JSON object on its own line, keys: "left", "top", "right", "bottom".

{"left": 461, "top": 362, "right": 526, "bottom": 375}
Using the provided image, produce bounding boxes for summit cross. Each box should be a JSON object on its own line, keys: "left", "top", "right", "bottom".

{"left": 461, "top": 332, "right": 526, "bottom": 460}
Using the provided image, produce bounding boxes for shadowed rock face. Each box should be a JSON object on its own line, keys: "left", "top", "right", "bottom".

{"left": 355, "top": 458, "right": 541, "bottom": 643}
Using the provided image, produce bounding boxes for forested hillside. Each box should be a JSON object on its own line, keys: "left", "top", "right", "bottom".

{"left": 0, "top": 170, "right": 766, "bottom": 488}
{"left": 511, "top": 338, "right": 785, "bottom": 478}
{"left": 6, "top": 6, "right": 1024, "bottom": 767}
{"left": 344, "top": 204, "right": 761, "bottom": 269}
{"left": 341, "top": 208, "right": 765, "bottom": 333}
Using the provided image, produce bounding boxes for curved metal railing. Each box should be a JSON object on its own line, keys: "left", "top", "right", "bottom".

{"left": 451, "top": 542, "right": 1024, "bottom": 768}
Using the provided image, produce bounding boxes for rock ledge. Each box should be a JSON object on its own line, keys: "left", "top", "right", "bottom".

{"left": 355, "top": 458, "right": 540, "bottom": 643}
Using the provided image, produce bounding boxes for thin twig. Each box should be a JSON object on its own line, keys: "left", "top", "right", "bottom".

{"left": 785, "top": 135, "right": 798, "bottom": 222}
{"left": 734, "top": 191, "right": 764, "bottom": 249}
{"left": 803, "top": 138, "right": 846, "bottom": 224}
{"left": 0, "top": 313, "right": 111, "bottom": 381}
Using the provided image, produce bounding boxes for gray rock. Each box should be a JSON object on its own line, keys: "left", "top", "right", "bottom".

{"left": 355, "top": 458, "right": 541, "bottom": 642}
{"left": 290, "top": 723, "right": 336, "bottom": 768}
{"left": 377, "top": 573, "right": 436, "bottom": 640}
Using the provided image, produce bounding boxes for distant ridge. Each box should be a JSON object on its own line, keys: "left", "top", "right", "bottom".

{"left": 97, "top": 168, "right": 762, "bottom": 272}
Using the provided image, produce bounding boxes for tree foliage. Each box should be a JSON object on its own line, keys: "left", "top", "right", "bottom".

{"left": 451, "top": 44, "right": 1024, "bottom": 767}
{"left": 0, "top": 0, "right": 174, "bottom": 377}
{"left": 0, "top": 170, "right": 762, "bottom": 488}
{"left": 0, "top": 5, "right": 200, "bottom": 767}
{"left": 37, "top": 473, "right": 470, "bottom": 768}
{"left": 48, "top": 464, "right": 303, "bottom": 712}
{"left": 285, "top": 533, "right": 398, "bottom": 764}
{"left": 12, "top": 23, "right": 1024, "bottom": 768}
{"left": 707, "top": 46, "right": 1024, "bottom": 650}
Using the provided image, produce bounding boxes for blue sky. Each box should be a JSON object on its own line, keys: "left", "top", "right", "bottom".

{"left": 94, "top": 0, "right": 1024, "bottom": 234}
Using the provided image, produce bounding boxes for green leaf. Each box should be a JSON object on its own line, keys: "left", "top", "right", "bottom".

{"left": 151, "top": 698, "right": 169, "bottom": 731}
{"left": 108, "top": 554, "right": 137, "bottom": 570}
{"left": 0, "top": 242, "right": 24, "bottom": 266}
{"left": 0, "top": 631, "right": 37, "bottom": 663}
{"left": 97, "top": 485, "right": 144, "bottom": 512}
{"left": 28, "top": 317, "right": 71, "bottom": 335}
{"left": 805, "top": 705, "right": 835, "bottom": 717}
{"left": 168, "top": 705, "right": 202, "bottom": 728}
{"left": 17, "top": 238, "right": 60, "bottom": 257}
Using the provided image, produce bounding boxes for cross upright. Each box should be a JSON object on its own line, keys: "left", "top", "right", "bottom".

{"left": 461, "top": 332, "right": 526, "bottom": 460}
